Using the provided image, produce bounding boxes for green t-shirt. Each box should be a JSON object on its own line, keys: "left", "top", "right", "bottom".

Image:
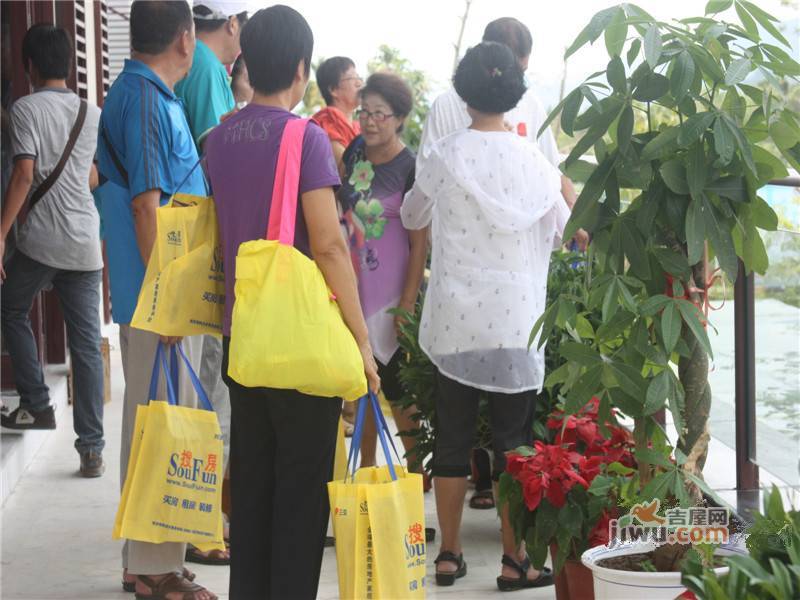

{"left": 175, "top": 39, "right": 235, "bottom": 146}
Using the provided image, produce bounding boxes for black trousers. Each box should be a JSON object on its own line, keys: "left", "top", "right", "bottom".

{"left": 222, "top": 338, "right": 342, "bottom": 600}
{"left": 432, "top": 371, "right": 536, "bottom": 480}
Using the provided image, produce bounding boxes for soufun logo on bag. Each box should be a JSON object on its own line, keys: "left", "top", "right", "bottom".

{"left": 166, "top": 230, "right": 182, "bottom": 246}
{"left": 359, "top": 500, "right": 369, "bottom": 515}
{"left": 405, "top": 522, "right": 426, "bottom": 592}
{"left": 167, "top": 450, "right": 218, "bottom": 486}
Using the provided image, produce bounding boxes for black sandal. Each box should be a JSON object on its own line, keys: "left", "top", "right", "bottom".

{"left": 496, "top": 554, "right": 554, "bottom": 591}
{"left": 435, "top": 551, "right": 467, "bottom": 586}
{"left": 469, "top": 488, "right": 496, "bottom": 510}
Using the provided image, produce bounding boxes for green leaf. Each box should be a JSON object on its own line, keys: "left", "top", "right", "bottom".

{"left": 564, "top": 365, "right": 604, "bottom": 415}
{"left": 725, "top": 57, "right": 752, "bottom": 86}
{"left": 559, "top": 342, "right": 602, "bottom": 367}
{"left": 565, "top": 6, "right": 621, "bottom": 59}
{"left": 653, "top": 248, "right": 689, "bottom": 278}
{"left": 660, "top": 160, "right": 690, "bottom": 195}
{"left": 642, "top": 471, "right": 675, "bottom": 501}
{"left": 608, "top": 361, "right": 648, "bottom": 398}
{"left": 706, "top": 175, "right": 747, "bottom": 202}
{"left": 641, "top": 126, "right": 680, "bottom": 160}
{"left": 686, "top": 197, "right": 705, "bottom": 266}
{"left": 734, "top": 2, "right": 759, "bottom": 39}
{"left": 633, "top": 72, "right": 669, "bottom": 102}
{"left": 713, "top": 117, "right": 735, "bottom": 165}
{"left": 722, "top": 115, "right": 757, "bottom": 175}
{"left": 596, "top": 310, "right": 636, "bottom": 342}
{"left": 676, "top": 299, "right": 713, "bottom": 358}
{"left": 607, "top": 56, "right": 627, "bottom": 94}
{"left": 637, "top": 447, "right": 675, "bottom": 470}
{"left": 670, "top": 51, "right": 696, "bottom": 102}
{"left": 602, "top": 278, "right": 620, "bottom": 322}
{"left": 564, "top": 155, "right": 617, "bottom": 240}
{"left": 769, "top": 116, "right": 800, "bottom": 150}
{"left": 686, "top": 143, "right": 707, "bottom": 199}
{"left": 739, "top": 0, "right": 792, "bottom": 47}
{"left": 639, "top": 294, "right": 671, "bottom": 316}
{"left": 705, "top": 0, "right": 732, "bottom": 13}
{"left": 678, "top": 112, "right": 715, "bottom": 148}
{"left": 617, "top": 105, "right": 634, "bottom": 152}
{"left": 687, "top": 46, "right": 725, "bottom": 83}
{"left": 529, "top": 301, "right": 557, "bottom": 350}
{"left": 604, "top": 7, "right": 628, "bottom": 57}
{"left": 627, "top": 38, "right": 641, "bottom": 66}
{"left": 644, "top": 25, "right": 662, "bottom": 68}
{"left": 751, "top": 195, "right": 778, "bottom": 230}
{"left": 660, "top": 302, "right": 681, "bottom": 354}
{"left": 560, "top": 88, "right": 583, "bottom": 137}
{"left": 702, "top": 195, "right": 738, "bottom": 281}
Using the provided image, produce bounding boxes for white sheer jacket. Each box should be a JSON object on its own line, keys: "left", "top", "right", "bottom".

{"left": 401, "top": 129, "right": 569, "bottom": 393}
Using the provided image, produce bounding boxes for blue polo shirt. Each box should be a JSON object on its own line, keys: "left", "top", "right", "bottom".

{"left": 96, "top": 59, "right": 206, "bottom": 324}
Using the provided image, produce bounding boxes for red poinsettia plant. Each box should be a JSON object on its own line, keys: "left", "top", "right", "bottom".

{"left": 498, "top": 398, "right": 637, "bottom": 573}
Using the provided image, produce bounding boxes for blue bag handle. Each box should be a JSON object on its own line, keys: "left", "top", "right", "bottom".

{"left": 173, "top": 342, "right": 214, "bottom": 412}
{"left": 147, "top": 342, "right": 213, "bottom": 411}
{"left": 344, "top": 391, "right": 405, "bottom": 482}
{"left": 167, "top": 157, "right": 208, "bottom": 202}
{"left": 148, "top": 342, "right": 178, "bottom": 405}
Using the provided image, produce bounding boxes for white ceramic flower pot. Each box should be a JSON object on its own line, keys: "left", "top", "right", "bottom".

{"left": 581, "top": 541, "right": 744, "bottom": 600}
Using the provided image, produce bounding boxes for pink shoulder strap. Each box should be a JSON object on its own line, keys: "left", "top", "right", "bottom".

{"left": 266, "top": 117, "right": 309, "bottom": 245}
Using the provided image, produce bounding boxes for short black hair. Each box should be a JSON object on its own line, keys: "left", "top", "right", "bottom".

{"left": 454, "top": 42, "right": 526, "bottom": 114}
{"left": 316, "top": 56, "right": 355, "bottom": 106}
{"left": 193, "top": 4, "right": 248, "bottom": 33}
{"left": 22, "top": 24, "right": 73, "bottom": 80}
{"left": 482, "top": 17, "right": 533, "bottom": 61}
{"left": 240, "top": 5, "right": 313, "bottom": 95}
{"left": 130, "top": 0, "right": 193, "bottom": 55}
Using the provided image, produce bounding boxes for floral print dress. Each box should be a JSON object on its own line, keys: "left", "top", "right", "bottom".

{"left": 339, "top": 136, "right": 416, "bottom": 365}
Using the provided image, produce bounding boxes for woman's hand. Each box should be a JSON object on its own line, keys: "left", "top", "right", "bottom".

{"left": 359, "top": 341, "right": 381, "bottom": 394}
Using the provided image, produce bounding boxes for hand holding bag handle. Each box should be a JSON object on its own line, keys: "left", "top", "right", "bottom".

{"left": 345, "top": 392, "right": 405, "bottom": 482}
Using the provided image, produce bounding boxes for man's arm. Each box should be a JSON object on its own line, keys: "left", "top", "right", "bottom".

{"left": 0, "top": 159, "right": 35, "bottom": 277}
{"left": 130, "top": 189, "right": 160, "bottom": 265}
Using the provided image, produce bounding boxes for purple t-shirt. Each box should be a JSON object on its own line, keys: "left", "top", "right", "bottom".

{"left": 204, "top": 105, "right": 341, "bottom": 335}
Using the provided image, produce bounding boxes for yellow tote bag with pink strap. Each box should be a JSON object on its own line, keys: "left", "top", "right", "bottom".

{"left": 227, "top": 118, "right": 367, "bottom": 401}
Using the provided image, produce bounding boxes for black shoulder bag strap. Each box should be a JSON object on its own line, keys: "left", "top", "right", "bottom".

{"left": 100, "top": 123, "right": 129, "bottom": 187}
{"left": 28, "top": 99, "right": 88, "bottom": 210}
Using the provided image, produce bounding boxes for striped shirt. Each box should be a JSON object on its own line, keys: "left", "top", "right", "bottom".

{"left": 96, "top": 59, "right": 205, "bottom": 324}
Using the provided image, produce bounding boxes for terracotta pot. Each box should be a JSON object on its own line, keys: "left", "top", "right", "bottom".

{"left": 550, "top": 544, "right": 570, "bottom": 600}
{"left": 550, "top": 543, "right": 595, "bottom": 600}
{"left": 564, "top": 557, "right": 595, "bottom": 600}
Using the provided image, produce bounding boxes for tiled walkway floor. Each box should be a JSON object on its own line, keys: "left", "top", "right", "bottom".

{"left": 1, "top": 331, "right": 555, "bottom": 600}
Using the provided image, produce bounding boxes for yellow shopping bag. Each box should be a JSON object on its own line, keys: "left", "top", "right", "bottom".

{"left": 328, "top": 393, "right": 426, "bottom": 598}
{"left": 113, "top": 343, "right": 225, "bottom": 551}
{"left": 131, "top": 190, "right": 224, "bottom": 337}
{"left": 227, "top": 118, "right": 366, "bottom": 401}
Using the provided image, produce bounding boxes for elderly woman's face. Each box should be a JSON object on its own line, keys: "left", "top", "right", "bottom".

{"left": 358, "top": 92, "right": 401, "bottom": 148}
{"left": 334, "top": 66, "right": 363, "bottom": 112}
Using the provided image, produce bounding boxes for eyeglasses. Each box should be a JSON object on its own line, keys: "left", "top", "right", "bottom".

{"left": 356, "top": 108, "right": 395, "bottom": 123}
{"left": 340, "top": 76, "right": 363, "bottom": 85}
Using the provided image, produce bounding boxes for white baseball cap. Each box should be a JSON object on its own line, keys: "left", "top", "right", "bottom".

{"left": 192, "top": 1, "right": 250, "bottom": 19}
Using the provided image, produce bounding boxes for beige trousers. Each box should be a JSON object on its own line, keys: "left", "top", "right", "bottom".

{"left": 118, "top": 325, "right": 202, "bottom": 575}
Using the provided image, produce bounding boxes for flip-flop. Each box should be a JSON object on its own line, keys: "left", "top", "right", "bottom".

{"left": 134, "top": 572, "right": 217, "bottom": 600}
{"left": 496, "top": 554, "right": 554, "bottom": 591}
{"left": 185, "top": 544, "right": 230, "bottom": 566}
{"left": 122, "top": 568, "right": 195, "bottom": 593}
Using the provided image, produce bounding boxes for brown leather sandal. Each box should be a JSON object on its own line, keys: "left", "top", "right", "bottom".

{"left": 122, "top": 568, "right": 195, "bottom": 593}
{"left": 185, "top": 543, "right": 230, "bottom": 565}
{"left": 134, "top": 572, "right": 217, "bottom": 600}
